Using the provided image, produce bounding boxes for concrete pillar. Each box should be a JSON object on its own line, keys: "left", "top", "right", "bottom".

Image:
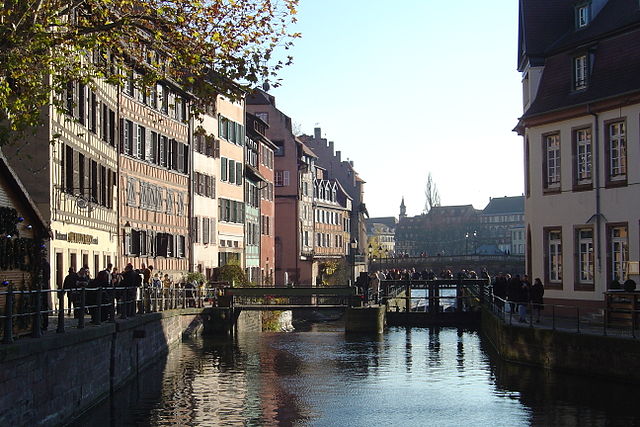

{"left": 345, "top": 306, "right": 385, "bottom": 333}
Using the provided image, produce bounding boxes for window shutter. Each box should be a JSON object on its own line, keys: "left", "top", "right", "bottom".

{"left": 283, "top": 171, "right": 290, "bottom": 186}
{"left": 228, "top": 160, "right": 235, "bottom": 184}
{"left": 210, "top": 177, "right": 216, "bottom": 198}
{"left": 132, "top": 230, "right": 141, "bottom": 255}
{"left": 203, "top": 218, "right": 209, "bottom": 244}
{"left": 221, "top": 157, "right": 228, "bottom": 181}
{"left": 183, "top": 144, "right": 189, "bottom": 173}
{"left": 236, "top": 162, "right": 242, "bottom": 185}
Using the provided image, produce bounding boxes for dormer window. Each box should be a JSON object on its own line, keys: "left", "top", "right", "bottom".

{"left": 576, "top": 4, "right": 590, "bottom": 28}
{"left": 574, "top": 55, "right": 588, "bottom": 90}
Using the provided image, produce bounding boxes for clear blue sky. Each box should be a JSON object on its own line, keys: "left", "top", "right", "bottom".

{"left": 270, "top": 0, "right": 524, "bottom": 218}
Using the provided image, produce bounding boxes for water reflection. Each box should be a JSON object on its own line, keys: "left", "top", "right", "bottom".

{"left": 73, "top": 324, "right": 640, "bottom": 426}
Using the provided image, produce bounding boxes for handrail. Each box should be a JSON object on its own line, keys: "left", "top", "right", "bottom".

{"left": 0, "top": 285, "right": 227, "bottom": 344}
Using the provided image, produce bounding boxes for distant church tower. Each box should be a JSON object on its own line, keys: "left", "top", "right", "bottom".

{"left": 399, "top": 197, "right": 407, "bottom": 220}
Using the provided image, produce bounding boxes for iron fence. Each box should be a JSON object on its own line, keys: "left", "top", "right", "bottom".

{"left": 0, "top": 284, "right": 226, "bottom": 344}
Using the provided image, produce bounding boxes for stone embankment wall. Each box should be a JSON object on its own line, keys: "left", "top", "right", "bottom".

{"left": 0, "top": 308, "right": 204, "bottom": 427}
{"left": 481, "top": 309, "right": 640, "bottom": 383}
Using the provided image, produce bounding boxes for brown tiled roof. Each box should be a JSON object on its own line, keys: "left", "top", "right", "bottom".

{"left": 524, "top": 28, "right": 640, "bottom": 118}
{"left": 521, "top": 0, "right": 640, "bottom": 118}
{"left": 518, "top": 0, "right": 573, "bottom": 70}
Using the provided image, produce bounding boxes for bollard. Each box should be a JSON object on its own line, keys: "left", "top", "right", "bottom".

{"left": 79, "top": 285, "right": 86, "bottom": 329}
{"left": 3, "top": 285, "right": 14, "bottom": 344}
{"left": 57, "top": 289, "right": 65, "bottom": 333}
{"left": 32, "top": 288, "right": 42, "bottom": 338}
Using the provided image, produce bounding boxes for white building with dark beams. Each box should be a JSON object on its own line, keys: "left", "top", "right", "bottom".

{"left": 516, "top": 0, "right": 640, "bottom": 310}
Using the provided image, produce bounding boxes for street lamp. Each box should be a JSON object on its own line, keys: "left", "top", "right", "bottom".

{"left": 123, "top": 221, "right": 132, "bottom": 235}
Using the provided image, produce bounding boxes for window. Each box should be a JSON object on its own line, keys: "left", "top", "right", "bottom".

{"left": 255, "top": 112, "right": 269, "bottom": 123}
{"left": 609, "top": 225, "right": 628, "bottom": 282}
{"left": 607, "top": 121, "right": 626, "bottom": 182}
{"left": 544, "top": 134, "right": 561, "bottom": 189}
{"left": 574, "top": 128, "right": 592, "bottom": 185}
{"left": 574, "top": 55, "right": 588, "bottom": 90}
{"left": 273, "top": 140, "right": 285, "bottom": 156}
{"left": 546, "top": 229, "right": 562, "bottom": 286}
{"left": 576, "top": 228, "right": 594, "bottom": 286}
{"left": 275, "top": 170, "right": 290, "bottom": 187}
{"left": 576, "top": 4, "right": 590, "bottom": 28}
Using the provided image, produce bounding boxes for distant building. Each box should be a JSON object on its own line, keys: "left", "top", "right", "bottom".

{"left": 366, "top": 217, "right": 397, "bottom": 256}
{"left": 395, "top": 196, "right": 525, "bottom": 257}
{"left": 516, "top": 0, "right": 640, "bottom": 309}
{"left": 479, "top": 196, "right": 525, "bottom": 254}
{"left": 299, "top": 128, "right": 368, "bottom": 258}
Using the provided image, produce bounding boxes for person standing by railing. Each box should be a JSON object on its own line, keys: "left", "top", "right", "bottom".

{"left": 162, "top": 274, "right": 173, "bottom": 309}
{"left": 63, "top": 268, "right": 79, "bottom": 317}
{"left": 518, "top": 275, "right": 531, "bottom": 323}
{"left": 531, "top": 278, "right": 544, "bottom": 323}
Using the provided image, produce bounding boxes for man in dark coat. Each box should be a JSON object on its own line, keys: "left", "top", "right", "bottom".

{"left": 62, "top": 267, "right": 78, "bottom": 316}
{"left": 506, "top": 274, "right": 521, "bottom": 314}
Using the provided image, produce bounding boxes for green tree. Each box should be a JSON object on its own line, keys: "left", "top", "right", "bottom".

{"left": 0, "top": 0, "right": 299, "bottom": 144}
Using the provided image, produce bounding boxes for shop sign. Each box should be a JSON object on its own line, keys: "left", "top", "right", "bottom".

{"left": 55, "top": 231, "right": 98, "bottom": 245}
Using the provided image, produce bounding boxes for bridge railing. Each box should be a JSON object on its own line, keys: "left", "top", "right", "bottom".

{"left": 482, "top": 285, "right": 640, "bottom": 339}
{"left": 222, "top": 287, "right": 359, "bottom": 309}
{"left": 0, "top": 285, "right": 226, "bottom": 344}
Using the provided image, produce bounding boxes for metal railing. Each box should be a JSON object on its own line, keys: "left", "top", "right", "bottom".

{"left": 482, "top": 285, "right": 640, "bottom": 339}
{"left": 0, "top": 284, "right": 226, "bottom": 344}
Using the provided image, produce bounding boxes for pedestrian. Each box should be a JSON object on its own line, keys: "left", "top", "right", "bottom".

{"left": 518, "top": 275, "right": 531, "bottom": 323}
{"left": 121, "top": 264, "right": 138, "bottom": 317}
{"left": 531, "top": 278, "right": 544, "bottom": 323}
{"left": 506, "top": 274, "right": 520, "bottom": 314}
{"left": 62, "top": 267, "right": 78, "bottom": 316}
{"left": 76, "top": 268, "right": 90, "bottom": 319}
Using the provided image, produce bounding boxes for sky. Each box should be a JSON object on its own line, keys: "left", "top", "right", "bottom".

{"left": 269, "top": 0, "right": 524, "bottom": 218}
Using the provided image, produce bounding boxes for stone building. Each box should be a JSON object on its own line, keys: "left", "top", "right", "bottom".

{"left": 118, "top": 74, "right": 191, "bottom": 279}
{"left": 516, "top": 0, "right": 640, "bottom": 309}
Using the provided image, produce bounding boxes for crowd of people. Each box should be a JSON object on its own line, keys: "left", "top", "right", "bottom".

{"left": 61, "top": 263, "right": 215, "bottom": 323}
{"left": 358, "top": 268, "right": 545, "bottom": 322}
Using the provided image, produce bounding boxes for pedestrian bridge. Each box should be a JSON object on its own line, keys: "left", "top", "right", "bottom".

{"left": 221, "top": 286, "right": 358, "bottom": 310}
{"left": 218, "top": 279, "right": 489, "bottom": 329}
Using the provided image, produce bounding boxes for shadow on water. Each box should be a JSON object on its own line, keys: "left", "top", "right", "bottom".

{"left": 71, "top": 324, "right": 640, "bottom": 426}
{"left": 479, "top": 335, "right": 640, "bottom": 426}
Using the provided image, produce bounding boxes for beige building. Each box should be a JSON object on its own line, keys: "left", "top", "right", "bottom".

{"left": 4, "top": 78, "right": 119, "bottom": 287}
{"left": 192, "top": 102, "right": 220, "bottom": 278}
{"left": 216, "top": 97, "right": 245, "bottom": 268}
{"left": 517, "top": 0, "right": 640, "bottom": 310}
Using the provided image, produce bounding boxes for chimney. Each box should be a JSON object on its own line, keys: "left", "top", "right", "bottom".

{"left": 314, "top": 127, "right": 321, "bottom": 139}
{"left": 336, "top": 150, "right": 341, "bottom": 162}
{"left": 329, "top": 141, "right": 334, "bottom": 153}
{"left": 349, "top": 160, "right": 354, "bottom": 167}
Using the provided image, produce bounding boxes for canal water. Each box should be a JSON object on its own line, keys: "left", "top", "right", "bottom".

{"left": 73, "top": 321, "right": 640, "bottom": 427}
